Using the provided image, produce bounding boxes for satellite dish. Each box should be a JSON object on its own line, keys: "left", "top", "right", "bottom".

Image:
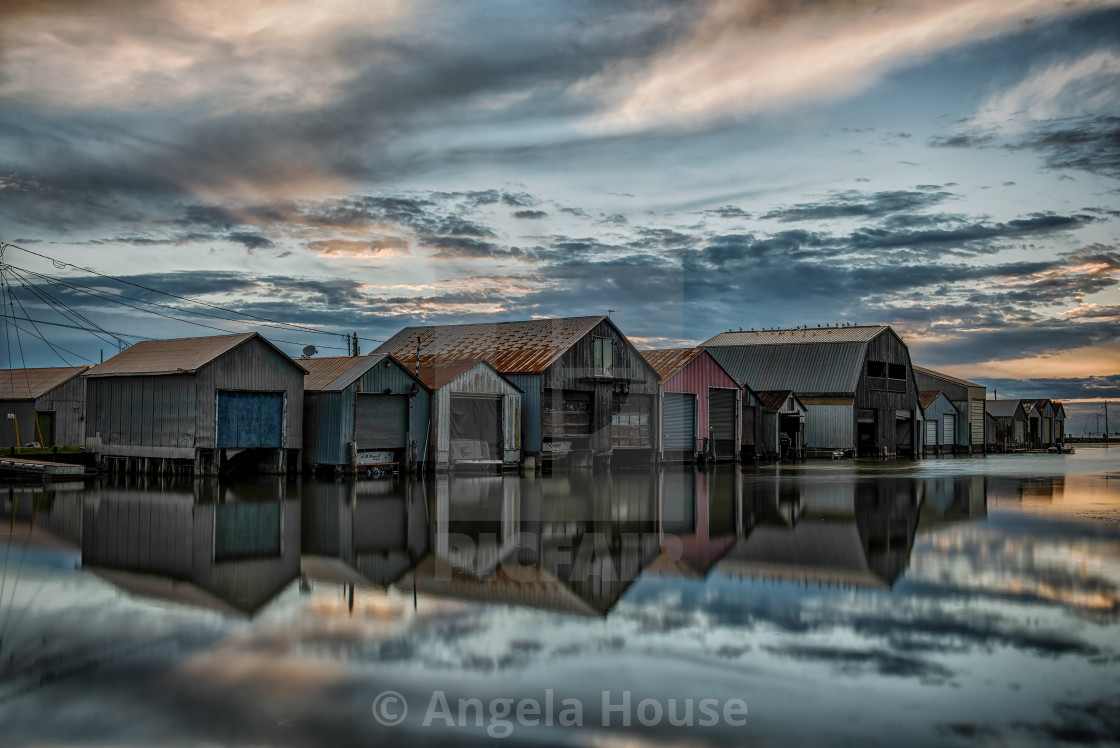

{"left": 301, "top": 345, "right": 318, "bottom": 359}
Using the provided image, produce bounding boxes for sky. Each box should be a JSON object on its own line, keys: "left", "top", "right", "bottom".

{"left": 0, "top": 0, "right": 1118, "bottom": 425}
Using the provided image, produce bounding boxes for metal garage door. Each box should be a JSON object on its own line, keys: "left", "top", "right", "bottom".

{"left": 942, "top": 413, "right": 956, "bottom": 445}
{"left": 663, "top": 393, "right": 695, "bottom": 452}
{"left": 217, "top": 391, "right": 284, "bottom": 448}
{"left": 925, "top": 420, "right": 937, "bottom": 446}
{"left": 709, "top": 388, "right": 737, "bottom": 457}
{"left": 450, "top": 395, "right": 502, "bottom": 460}
{"left": 354, "top": 393, "right": 408, "bottom": 449}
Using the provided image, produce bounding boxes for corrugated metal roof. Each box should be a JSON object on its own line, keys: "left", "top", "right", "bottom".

{"left": 986, "top": 400, "right": 1023, "bottom": 418}
{"left": 703, "top": 325, "right": 890, "bottom": 347}
{"left": 918, "top": 390, "right": 945, "bottom": 410}
{"left": 301, "top": 355, "right": 368, "bottom": 390}
{"left": 0, "top": 366, "right": 88, "bottom": 400}
{"left": 756, "top": 390, "right": 794, "bottom": 413}
{"left": 376, "top": 316, "right": 606, "bottom": 373}
{"left": 396, "top": 357, "right": 515, "bottom": 391}
{"left": 640, "top": 348, "right": 703, "bottom": 381}
{"left": 86, "top": 333, "right": 306, "bottom": 376}
{"left": 913, "top": 365, "right": 982, "bottom": 388}
{"left": 705, "top": 342, "right": 867, "bottom": 393}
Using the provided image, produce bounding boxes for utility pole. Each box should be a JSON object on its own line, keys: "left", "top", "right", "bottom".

{"left": 1106, "top": 400, "right": 1110, "bottom": 443}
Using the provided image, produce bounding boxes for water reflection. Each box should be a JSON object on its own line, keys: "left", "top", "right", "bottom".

{"left": 81, "top": 477, "right": 302, "bottom": 616}
{"left": 8, "top": 452, "right": 1120, "bottom": 747}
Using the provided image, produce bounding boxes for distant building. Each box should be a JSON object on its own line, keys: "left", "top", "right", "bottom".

{"left": 84, "top": 333, "right": 306, "bottom": 475}
{"left": 913, "top": 366, "right": 986, "bottom": 452}
{"left": 702, "top": 326, "right": 920, "bottom": 457}
{"left": 1027, "top": 398, "right": 1056, "bottom": 447}
{"left": 301, "top": 353, "right": 430, "bottom": 475}
{"left": 986, "top": 399, "right": 1027, "bottom": 449}
{"left": 377, "top": 316, "right": 661, "bottom": 467}
{"left": 918, "top": 390, "right": 961, "bottom": 455}
{"left": 0, "top": 366, "right": 87, "bottom": 448}
{"left": 640, "top": 347, "right": 742, "bottom": 462}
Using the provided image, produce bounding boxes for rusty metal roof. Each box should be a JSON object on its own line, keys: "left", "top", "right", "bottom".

{"left": 0, "top": 366, "right": 88, "bottom": 400}
{"left": 918, "top": 390, "right": 945, "bottom": 410}
{"left": 376, "top": 316, "right": 607, "bottom": 373}
{"left": 395, "top": 357, "right": 520, "bottom": 392}
{"left": 913, "top": 365, "right": 982, "bottom": 388}
{"left": 303, "top": 354, "right": 428, "bottom": 393}
{"left": 86, "top": 333, "right": 307, "bottom": 376}
{"left": 756, "top": 390, "right": 795, "bottom": 413}
{"left": 703, "top": 325, "right": 891, "bottom": 347}
{"left": 640, "top": 348, "right": 703, "bottom": 381}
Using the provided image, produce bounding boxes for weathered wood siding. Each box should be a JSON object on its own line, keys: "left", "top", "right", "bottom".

{"left": 86, "top": 336, "right": 304, "bottom": 458}
{"left": 540, "top": 319, "right": 660, "bottom": 454}
{"left": 853, "top": 329, "right": 918, "bottom": 455}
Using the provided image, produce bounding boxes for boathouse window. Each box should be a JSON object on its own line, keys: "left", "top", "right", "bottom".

{"left": 867, "top": 360, "right": 887, "bottom": 378}
{"left": 888, "top": 363, "right": 906, "bottom": 380}
{"left": 593, "top": 337, "right": 614, "bottom": 377}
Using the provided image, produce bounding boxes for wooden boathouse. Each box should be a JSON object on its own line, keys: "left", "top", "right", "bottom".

{"left": 301, "top": 353, "right": 430, "bottom": 476}
{"left": 702, "top": 325, "right": 920, "bottom": 457}
{"left": 84, "top": 333, "right": 306, "bottom": 475}
{"left": 378, "top": 316, "right": 661, "bottom": 468}
{"left": 913, "top": 366, "right": 986, "bottom": 453}
{"left": 0, "top": 366, "right": 88, "bottom": 448}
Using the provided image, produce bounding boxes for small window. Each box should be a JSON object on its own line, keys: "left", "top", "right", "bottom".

{"left": 867, "top": 360, "right": 887, "bottom": 378}
{"left": 888, "top": 363, "right": 907, "bottom": 380}
{"left": 593, "top": 337, "right": 614, "bottom": 377}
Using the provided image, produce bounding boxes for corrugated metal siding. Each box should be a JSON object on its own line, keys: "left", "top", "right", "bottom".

{"left": 921, "top": 394, "right": 958, "bottom": 449}
{"left": 504, "top": 373, "right": 541, "bottom": 453}
{"left": 86, "top": 335, "right": 303, "bottom": 458}
{"left": 969, "top": 400, "right": 984, "bottom": 445}
{"left": 661, "top": 351, "right": 742, "bottom": 455}
{"left": 805, "top": 403, "right": 854, "bottom": 449}
{"left": 86, "top": 372, "right": 196, "bottom": 456}
{"left": 430, "top": 363, "right": 521, "bottom": 467}
{"left": 0, "top": 400, "right": 36, "bottom": 448}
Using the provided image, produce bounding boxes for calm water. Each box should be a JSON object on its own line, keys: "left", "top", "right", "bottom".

{"left": 1, "top": 448, "right": 1118, "bottom": 746}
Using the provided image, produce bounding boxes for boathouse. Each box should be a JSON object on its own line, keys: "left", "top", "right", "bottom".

{"left": 640, "top": 348, "right": 742, "bottom": 462}
{"left": 985, "top": 399, "right": 1027, "bottom": 449}
{"left": 913, "top": 366, "right": 986, "bottom": 452}
{"left": 399, "top": 359, "right": 521, "bottom": 471}
{"left": 702, "top": 326, "right": 920, "bottom": 457}
{"left": 377, "top": 316, "right": 661, "bottom": 467}
{"left": 756, "top": 390, "right": 807, "bottom": 460}
{"left": 301, "top": 353, "right": 430, "bottom": 475}
{"left": 0, "top": 366, "right": 88, "bottom": 448}
{"left": 919, "top": 391, "right": 960, "bottom": 455}
{"left": 84, "top": 333, "right": 306, "bottom": 475}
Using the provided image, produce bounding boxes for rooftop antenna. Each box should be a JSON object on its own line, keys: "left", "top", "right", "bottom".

{"left": 607, "top": 309, "right": 617, "bottom": 318}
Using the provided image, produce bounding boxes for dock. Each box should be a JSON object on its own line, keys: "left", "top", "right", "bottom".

{"left": 0, "top": 455, "right": 87, "bottom": 478}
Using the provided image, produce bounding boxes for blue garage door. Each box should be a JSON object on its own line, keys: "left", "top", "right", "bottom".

{"left": 217, "top": 391, "right": 284, "bottom": 448}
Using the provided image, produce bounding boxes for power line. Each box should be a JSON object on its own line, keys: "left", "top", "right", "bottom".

{"left": 0, "top": 242, "right": 384, "bottom": 345}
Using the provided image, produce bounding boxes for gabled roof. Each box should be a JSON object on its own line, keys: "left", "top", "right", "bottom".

{"left": 1052, "top": 401, "right": 1066, "bottom": 418}
{"left": 913, "top": 365, "right": 982, "bottom": 388}
{"left": 301, "top": 353, "right": 427, "bottom": 393}
{"left": 918, "top": 390, "right": 946, "bottom": 410}
{"left": 1033, "top": 398, "right": 1054, "bottom": 416}
{"left": 376, "top": 316, "right": 607, "bottom": 373}
{"left": 86, "top": 333, "right": 307, "bottom": 377}
{"left": 397, "top": 357, "right": 520, "bottom": 392}
{"left": 756, "top": 390, "right": 795, "bottom": 413}
{"left": 0, "top": 366, "right": 88, "bottom": 400}
{"left": 703, "top": 325, "right": 890, "bottom": 347}
{"left": 986, "top": 399, "right": 1025, "bottom": 418}
{"left": 640, "top": 347, "right": 704, "bottom": 381}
